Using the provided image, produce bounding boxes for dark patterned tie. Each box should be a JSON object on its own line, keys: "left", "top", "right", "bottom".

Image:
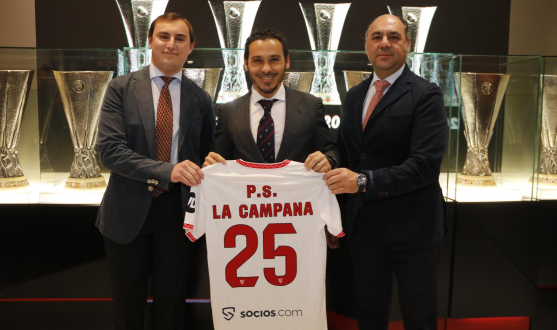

{"left": 257, "top": 99, "right": 279, "bottom": 163}
{"left": 154, "top": 76, "right": 176, "bottom": 197}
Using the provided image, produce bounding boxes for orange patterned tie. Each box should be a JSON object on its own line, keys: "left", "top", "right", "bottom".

{"left": 154, "top": 76, "right": 175, "bottom": 197}
{"left": 362, "top": 80, "right": 390, "bottom": 130}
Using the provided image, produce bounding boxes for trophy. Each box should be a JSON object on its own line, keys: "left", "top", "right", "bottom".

{"left": 300, "top": 2, "right": 351, "bottom": 105}
{"left": 539, "top": 75, "right": 557, "bottom": 185}
{"left": 0, "top": 70, "right": 34, "bottom": 189}
{"left": 183, "top": 68, "right": 223, "bottom": 102}
{"left": 342, "top": 71, "right": 371, "bottom": 91}
{"left": 53, "top": 71, "right": 113, "bottom": 189}
{"left": 115, "top": 0, "right": 169, "bottom": 73}
{"left": 388, "top": 6, "right": 436, "bottom": 78}
{"left": 455, "top": 72, "right": 510, "bottom": 186}
{"left": 209, "top": 0, "right": 262, "bottom": 104}
{"left": 283, "top": 72, "right": 315, "bottom": 93}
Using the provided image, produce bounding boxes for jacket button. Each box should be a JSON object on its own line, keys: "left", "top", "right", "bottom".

{"left": 360, "top": 154, "right": 367, "bottom": 159}
{"left": 148, "top": 186, "right": 154, "bottom": 191}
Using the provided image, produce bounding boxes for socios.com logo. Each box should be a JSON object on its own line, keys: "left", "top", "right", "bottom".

{"left": 222, "top": 307, "right": 235, "bottom": 321}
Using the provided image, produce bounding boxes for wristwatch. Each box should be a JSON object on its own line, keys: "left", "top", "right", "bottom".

{"left": 357, "top": 173, "right": 367, "bottom": 193}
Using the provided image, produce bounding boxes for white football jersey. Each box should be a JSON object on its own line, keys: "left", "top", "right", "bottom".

{"left": 184, "top": 160, "right": 344, "bottom": 330}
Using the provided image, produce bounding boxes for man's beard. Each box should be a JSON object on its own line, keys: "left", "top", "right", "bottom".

{"left": 248, "top": 69, "right": 286, "bottom": 95}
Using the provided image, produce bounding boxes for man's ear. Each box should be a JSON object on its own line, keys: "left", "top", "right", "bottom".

{"left": 285, "top": 54, "right": 290, "bottom": 70}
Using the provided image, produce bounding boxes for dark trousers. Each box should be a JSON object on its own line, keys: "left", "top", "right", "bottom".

{"left": 348, "top": 219, "right": 441, "bottom": 330}
{"left": 104, "top": 185, "right": 195, "bottom": 330}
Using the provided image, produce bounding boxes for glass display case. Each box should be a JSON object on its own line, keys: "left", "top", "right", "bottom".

{"left": 0, "top": 47, "right": 120, "bottom": 204}
{"left": 445, "top": 55, "right": 543, "bottom": 202}
{"left": 1, "top": 47, "right": 454, "bottom": 204}
{"left": 535, "top": 56, "right": 557, "bottom": 200}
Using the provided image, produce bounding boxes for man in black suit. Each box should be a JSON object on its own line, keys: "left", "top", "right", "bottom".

{"left": 324, "top": 15, "right": 448, "bottom": 330}
{"left": 96, "top": 13, "right": 215, "bottom": 329}
{"left": 203, "top": 28, "right": 338, "bottom": 175}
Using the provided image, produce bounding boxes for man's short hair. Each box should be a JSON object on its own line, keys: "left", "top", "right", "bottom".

{"left": 148, "top": 12, "right": 196, "bottom": 43}
{"left": 365, "top": 15, "right": 409, "bottom": 41}
{"left": 244, "top": 28, "right": 289, "bottom": 61}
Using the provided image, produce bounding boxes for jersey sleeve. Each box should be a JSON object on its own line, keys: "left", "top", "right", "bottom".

{"left": 183, "top": 185, "right": 206, "bottom": 242}
{"left": 316, "top": 181, "right": 345, "bottom": 238}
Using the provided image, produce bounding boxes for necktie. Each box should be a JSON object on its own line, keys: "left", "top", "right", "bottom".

{"left": 363, "top": 80, "right": 390, "bottom": 130}
{"left": 257, "top": 99, "right": 279, "bottom": 163}
{"left": 154, "top": 76, "right": 175, "bottom": 197}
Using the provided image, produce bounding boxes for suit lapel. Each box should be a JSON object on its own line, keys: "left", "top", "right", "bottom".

{"left": 178, "top": 73, "right": 194, "bottom": 151}
{"left": 230, "top": 94, "right": 265, "bottom": 162}
{"left": 353, "top": 77, "right": 373, "bottom": 142}
{"left": 276, "top": 87, "right": 304, "bottom": 161}
{"left": 133, "top": 67, "right": 157, "bottom": 159}
{"left": 367, "top": 65, "right": 411, "bottom": 124}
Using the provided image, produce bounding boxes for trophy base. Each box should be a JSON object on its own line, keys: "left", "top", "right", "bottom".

{"left": 538, "top": 174, "right": 557, "bottom": 186}
{"left": 311, "top": 92, "right": 341, "bottom": 105}
{"left": 65, "top": 176, "right": 107, "bottom": 189}
{"left": 216, "top": 91, "right": 246, "bottom": 104}
{"left": 456, "top": 174, "right": 497, "bottom": 187}
{"left": 0, "top": 176, "right": 30, "bottom": 189}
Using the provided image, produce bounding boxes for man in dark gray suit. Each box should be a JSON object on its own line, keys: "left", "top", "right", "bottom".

{"left": 324, "top": 15, "right": 447, "bottom": 330}
{"left": 96, "top": 13, "right": 215, "bottom": 330}
{"left": 204, "top": 28, "right": 338, "bottom": 176}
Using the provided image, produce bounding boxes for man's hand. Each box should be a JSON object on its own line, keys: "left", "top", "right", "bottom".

{"left": 203, "top": 152, "right": 227, "bottom": 168}
{"left": 325, "top": 226, "right": 340, "bottom": 249}
{"left": 323, "top": 168, "right": 359, "bottom": 194}
{"left": 304, "top": 151, "right": 331, "bottom": 173}
{"left": 171, "top": 160, "right": 204, "bottom": 186}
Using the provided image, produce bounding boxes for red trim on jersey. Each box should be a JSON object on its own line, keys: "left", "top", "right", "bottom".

{"left": 336, "top": 231, "right": 345, "bottom": 238}
{"left": 183, "top": 224, "right": 194, "bottom": 230}
{"left": 237, "top": 159, "right": 291, "bottom": 169}
{"left": 186, "top": 231, "right": 197, "bottom": 242}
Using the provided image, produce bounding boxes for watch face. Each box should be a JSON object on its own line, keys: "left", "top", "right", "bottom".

{"left": 357, "top": 174, "right": 366, "bottom": 186}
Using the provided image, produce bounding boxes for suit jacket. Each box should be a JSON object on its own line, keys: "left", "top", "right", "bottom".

{"left": 95, "top": 66, "right": 215, "bottom": 244}
{"left": 339, "top": 64, "right": 448, "bottom": 251}
{"left": 213, "top": 86, "right": 338, "bottom": 164}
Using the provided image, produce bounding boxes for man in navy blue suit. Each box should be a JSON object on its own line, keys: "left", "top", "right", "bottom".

{"left": 324, "top": 14, "right": 448, "bottom": 330}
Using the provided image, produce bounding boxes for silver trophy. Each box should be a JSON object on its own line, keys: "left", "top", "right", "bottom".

{"left": 455, "top": 72, "right": 510, "bottom": 186}
{"left": 539, "top": 75, "right": 557, "bottom": 185}
{"left": 0, "top": 70, "right": 33, "bottom": 189}
{"left": 116, "top": 0, "right": 169, "bottom": 73}
{"left": 53, "top": 71, "right": 113, "bottom": 189}
{"left": 300, "top": 2, "right": 351, "bottom": 105}
{"left": 209, "top": 0, "right": 262, "bottom": 104}
{"left": 283, "top": 72, "right": 315, "bottom": 93}
{"left": 183, "top": 68, "right": 223, "bottom": 102}
{"left": 342, "top": 71, "right": 371, "bottom": 91}
{"left": 388, "top": 6, "right": 437, "bottom": 77}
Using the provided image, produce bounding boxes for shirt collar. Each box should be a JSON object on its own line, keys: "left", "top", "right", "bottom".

{"left": 370, "top": 64, "right": 405, "bottom": 89}
{"left": 149, "top": 64, "right": 183, "bottom": 82}
{"left": 251, "top": 83, "right": 286, "bottom": 105}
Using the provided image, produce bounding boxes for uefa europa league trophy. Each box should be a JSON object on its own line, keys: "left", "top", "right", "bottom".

{"left": 183, "top": 68, "right": 223, "bottom": 102}
{"left": 342, "top": 71, "right": 371, "bottom": 91}
{"left": 53, "top": 71, "right": 113, "bottom": 189}
{"left": 539, "top": 75, "right": 557, "bottom": 185}
{"left": 116, "top": 0, "right": 169, "bottom": 73}
{"left": 283, "top": 72, "right": 315, "bottom": 93}
{"left": 455, "top": 72, "right": 510, "bottom": 186}
{"left": 300, "top": 2, "right": 350, "bottom": 105}
{"left": 209, "top": 0, "right": 262, "bottom": 104}
{"left": 388, "top": 6, "right": 437, "bottom": 77}
{"left": 0, "top": 70, "right": 34, "bottom": 189}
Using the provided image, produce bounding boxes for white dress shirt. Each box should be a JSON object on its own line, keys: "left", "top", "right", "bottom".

{"left": 362, "top": 64, "right": 405, "bottom": 123}
{"left": 249, "top": 84, "right": 286, "bottom": 158}
{"left": 149, "top": 64, "right": 182, "bottom": 164}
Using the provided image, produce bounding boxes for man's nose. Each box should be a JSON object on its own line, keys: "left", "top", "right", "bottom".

{"left": 379, "top": 36, "right": 391, "bottom": 47}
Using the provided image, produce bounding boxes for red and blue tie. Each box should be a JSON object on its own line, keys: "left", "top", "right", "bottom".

{"left": 257, "top": 99, "right": 279, "bottom": 163}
